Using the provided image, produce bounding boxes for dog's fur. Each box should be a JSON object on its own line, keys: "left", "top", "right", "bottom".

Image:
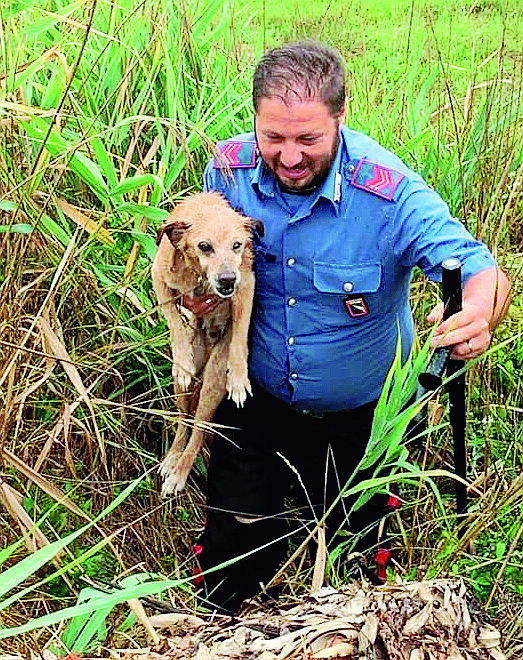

{"left": 152, "top": 192, "right": 255, "bottom": 495}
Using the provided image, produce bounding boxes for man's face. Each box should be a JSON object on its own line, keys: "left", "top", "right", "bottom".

{"left": 255, "top": 97, "right": 344, "bottom": 191}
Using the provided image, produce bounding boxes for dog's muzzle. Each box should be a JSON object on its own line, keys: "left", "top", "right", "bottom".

{"left": 215, "top": 274, "right": 237, "bottom": 297}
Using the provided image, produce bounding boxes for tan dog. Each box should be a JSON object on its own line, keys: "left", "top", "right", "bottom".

{"left": 152, "top": 192, "right": 256, "bottom": 495}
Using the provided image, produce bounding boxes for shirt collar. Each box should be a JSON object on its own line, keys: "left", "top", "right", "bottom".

{"left": 251, "top": 157, "right": 277, "bottom": 198}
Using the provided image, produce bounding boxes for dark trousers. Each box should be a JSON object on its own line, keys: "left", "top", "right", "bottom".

{"left": 197, "top": 383, "right": 387, "bottom": 612}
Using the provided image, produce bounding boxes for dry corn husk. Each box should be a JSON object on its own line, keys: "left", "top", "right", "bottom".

{"left": 72, "top": 578, "right": 507, "bottom": 660}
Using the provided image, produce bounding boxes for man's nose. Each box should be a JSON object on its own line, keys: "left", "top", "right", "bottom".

{"left": 279, "top": 141, "right": 302, "bottom": 168}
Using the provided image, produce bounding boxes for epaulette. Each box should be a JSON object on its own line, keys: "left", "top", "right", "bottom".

{"left": 213, "top": 140, "right": 257, "bottom": 169}
{"left": 350, "top": 159, "right": 405, "bottom": 201}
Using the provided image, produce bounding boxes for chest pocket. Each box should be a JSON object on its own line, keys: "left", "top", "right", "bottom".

{"left": 313, "top": 261, "right": 382, "bottom": 329}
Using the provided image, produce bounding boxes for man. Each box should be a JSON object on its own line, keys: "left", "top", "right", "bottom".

{"left": 195, "top": 41, "right": 510, "bottom": 612}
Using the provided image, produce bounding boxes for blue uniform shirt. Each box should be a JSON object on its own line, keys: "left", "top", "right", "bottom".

{"left": 204, "top": 127, "right": 495, "bottom": 412}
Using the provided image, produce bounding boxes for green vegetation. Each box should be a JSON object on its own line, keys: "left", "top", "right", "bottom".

{"left": 0, "top": 0, "right": 522, "bottom": 655}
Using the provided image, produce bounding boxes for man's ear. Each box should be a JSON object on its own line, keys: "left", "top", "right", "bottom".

{"left": 337, "top": 106, "right": 346, "bottom": 129}
{"left": 157, "top": 221, "right": 191, "bottom": 247}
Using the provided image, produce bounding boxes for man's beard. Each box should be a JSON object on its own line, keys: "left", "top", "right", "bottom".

{"left": 260, "top": 134, "right": 339, "bottom": 193}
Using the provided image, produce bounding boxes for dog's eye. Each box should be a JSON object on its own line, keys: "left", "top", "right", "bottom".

{"left": 198, "top": 242, "right": 213, "bottom": 254}
{"left": 232, "top": 241, "right": 242, "bottom": 252}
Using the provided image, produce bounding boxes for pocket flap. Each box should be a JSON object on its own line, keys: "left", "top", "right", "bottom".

{"left": 313, "top": 261, "right": 381, "bottom": 294}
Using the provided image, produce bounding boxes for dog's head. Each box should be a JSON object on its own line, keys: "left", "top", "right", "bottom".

{"left": 159, "top": 192, "right": 255, "bottom": 298}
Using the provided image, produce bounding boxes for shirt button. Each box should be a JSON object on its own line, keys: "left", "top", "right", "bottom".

{"left": 290, "top": 372, "right": 298, "bottom": 380}
{"left": 343, "top": 282, "right": 354, "bottom": 293}
{"left": 288, "top": 297, "right": 297, "bottom": 306}
{"left": 287, "top": 257, "right": 296, "bottom": 266}
{"left": 288, "top": 336, "right": 295, "bottom": 345}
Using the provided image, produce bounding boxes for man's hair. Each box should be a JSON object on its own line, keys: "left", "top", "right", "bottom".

{"left": 252, "top": 41, "right": 346, "bottom": 116}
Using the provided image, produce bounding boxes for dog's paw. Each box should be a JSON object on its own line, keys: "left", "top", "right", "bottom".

{"left": 160, "top": 459, "right": 192, "bottom": 496}
{"left": 172, "top": 362, "right": 195, "bottom": 392}
{"left": 159, "top": 451, "right": 181, "bottom": 480}
{"left": 161, "top": 471, "right": 188, "bottom": 496}
{"left": 226, "top": 365, "right": 252, "bottom": 407}
{"left": 159, "top": 450, "right": 193, "bottom": 496}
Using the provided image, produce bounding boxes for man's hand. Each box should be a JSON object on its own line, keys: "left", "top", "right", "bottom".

{"left": 427, "top": 267, "right": 511, "bottom": 360}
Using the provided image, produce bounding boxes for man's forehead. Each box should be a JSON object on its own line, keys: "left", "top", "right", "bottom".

{"left": 259, "top": 87, "right": 322, "bottom": 108}
{"left": 255, "top": 97, "right": 340, "bottom": 130}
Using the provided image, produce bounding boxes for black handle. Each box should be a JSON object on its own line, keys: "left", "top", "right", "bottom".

{"left": 418, "top": 257, "right": 462, "bottom": 390}
{"left": 415, "top": 257, "right": 468, "bottom": 522}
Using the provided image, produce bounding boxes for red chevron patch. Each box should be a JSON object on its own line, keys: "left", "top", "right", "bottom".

{"left": 214, "top": 140, "right": 257, "bottom": 168}
{"left": 351, "top": 159, "right": 405, "bottom": 200}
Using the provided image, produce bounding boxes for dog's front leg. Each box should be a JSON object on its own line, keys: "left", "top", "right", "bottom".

{"left": 169, "top": 324, "right": 197, "bottom": 392}
{"left": 227, "top": 271, "right": 254, "bottom": 407}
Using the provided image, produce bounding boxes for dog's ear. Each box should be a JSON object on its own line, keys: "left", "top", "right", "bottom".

{"left": 250, "top": 219, "right": 264, "bottom": 238}
{"left": 157, "top": 221, "right": 191, "bottom": 247}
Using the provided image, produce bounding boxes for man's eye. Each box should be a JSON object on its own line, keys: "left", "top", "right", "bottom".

{"left": 198, "top": 242, "right": 213, "bottom": 253}
{"left": 300, "top": 136, "right": 320, "bottom": 145}
{"left": 232, "top": 241, "right": 242, "bottom": 251}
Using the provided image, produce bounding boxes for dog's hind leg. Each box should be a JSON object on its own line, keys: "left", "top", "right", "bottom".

{"left": 158, "top": 385, "right": 195, "bottom": 485}
{"left": 161, "top": 337, "right": 229, "bottom": 495}
{"left": 159, "top": 323, "right": 207, "bottom": 483}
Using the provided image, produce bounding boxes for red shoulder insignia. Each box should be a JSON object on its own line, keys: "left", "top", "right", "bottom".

{"left": 214, "top": 140, "right": 257, "bottom": 169}
{"left": 350, "top": 159, "right": 405, "bottom": 200}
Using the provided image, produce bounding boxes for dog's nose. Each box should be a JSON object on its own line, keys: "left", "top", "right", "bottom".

{"left": 216, "top": 274, "right": 237, "bottom": 296}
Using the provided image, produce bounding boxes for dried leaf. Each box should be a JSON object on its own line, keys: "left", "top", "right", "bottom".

{"left": 307, "top": 620, "right": 359, "bottom": 643}
{"left": 308, "top": 627, "right": 359, "bottom": 656}
{"left": 358, "top": 612, "right": 378, "bottom": 651}
{"left": 131, "top": 579, "right": 507, "bottom": 660}
{"left": 55, "top": 197, "right": 115, "bottom": 245}
{"left": 345, "top": 592, "right": 367, "bottom": 616}
{"left": 446, "top": 650, "right": 466, "bottom": 660}
{"left": 252, "top": 626, "right": 314, "bottom": 653}
{"left": 194, "top": 643, "right": 216, "bottom": 659}
{"left": 311, "top": 525, "right": 327, "bottom": 594}
{"left": 42, "top": 649, "right": 61, "bottom": 660}
{"left": 115, "top": 287, "right": 155, "bottom": 324}
{"left": 403, "top": 603, "right": 432, "bottom": 635}
{"left": 417, "top": 582, "right": 434, "bottom": 603}
{"left": 127, "top": 599, "right": 161, "bottom": 645}
{"left": 478, "top": 625, "right": 501, "bottom": 649}
{"left": 409, "top": 650, "right": 424, "bottom": 660}
{"left": 147, "top": 613, "right": 206, "bottom": 628}
{"left": 311, "top": 641, "right": 356, "bottom": 658}
{"left": 444, "top": 585, "right": 452, "bottom": 610}
{"left": 38, "top": 316, "right": 106, "bottom": 465}
{"left": 434, "top": 605, "right": 455, "bottom": 628}
{"left": 0, "top": 482, "right": 52, "bottom": 554}
{"left": 1, "top": 447, "right": 88, "bottom": 519}
{"left": 460, "top": 599, "right": 471, "bottom": 631}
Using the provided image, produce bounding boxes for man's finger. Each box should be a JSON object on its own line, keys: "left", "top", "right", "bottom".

{"left": 427, "top": 301, "right": 444, "bottom": 324}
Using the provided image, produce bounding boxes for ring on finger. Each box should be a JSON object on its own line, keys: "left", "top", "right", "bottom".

{"left": 467, "top": 339, "right": 473, "bottom": 352}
